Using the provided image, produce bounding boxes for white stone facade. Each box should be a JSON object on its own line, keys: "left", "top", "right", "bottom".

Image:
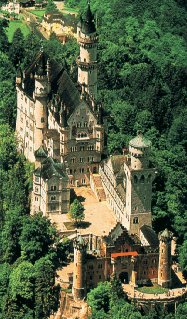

{"left": 99, "top": 133, "right": 155, "bottom": 236}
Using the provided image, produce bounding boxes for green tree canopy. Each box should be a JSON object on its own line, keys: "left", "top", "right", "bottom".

{"left": 9, "top": 28, "right": 25, "bottom": 67}
{"left": 19, "top": 213, "right": 57, "bottom": 263}
{"left": 34, "top": 256, "right": 59, "bottom": 319}
{"left": 45, "top": 0, "right": 58, "bottom": 14}
{"left": 69, "top": 199, "right": 85, "bottom": 225}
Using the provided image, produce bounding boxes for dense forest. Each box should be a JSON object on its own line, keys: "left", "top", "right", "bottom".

{"left": 0, "top": 22, "right": 71, "bottom": 319}
{"left": 0, "top": 0, "right": 187, "bottom": 318}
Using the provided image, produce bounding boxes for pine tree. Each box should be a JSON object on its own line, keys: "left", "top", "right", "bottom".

{"left": 9, "top": 28, "right": 25, "bottom": 67}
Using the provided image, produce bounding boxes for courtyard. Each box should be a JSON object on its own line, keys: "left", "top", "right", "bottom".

{"left": 49, "top": 186, "right": 117, "bottom": 237}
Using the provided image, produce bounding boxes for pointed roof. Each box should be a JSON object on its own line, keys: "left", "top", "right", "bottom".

{"left": 34, "top": 157, "right": 68, "bottom": 181}
{"left": 159, "top": 228, "right": 173, "bottom": 240}
{"left": 79, "top": 2, "right": 96, "bottom": 34}
{"left": 140, "top": 225, "right": 159, "bottom": 247}
{"left": 34, "top": 145, "right": 48, "bottom": 159}
{"left": 85, "top": 3, "right": 94, "bottom": 23}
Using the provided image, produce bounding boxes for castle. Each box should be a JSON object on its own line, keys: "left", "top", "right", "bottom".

{"left": 16, "top": 2, "right": 174, "bottom": 303}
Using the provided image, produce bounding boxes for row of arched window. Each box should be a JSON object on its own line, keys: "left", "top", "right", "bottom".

{"left": 77, "top": 132, "right": 88, "bottom": 138}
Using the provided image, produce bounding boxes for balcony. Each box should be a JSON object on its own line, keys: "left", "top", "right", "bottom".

{"left": 76, "top": 57, "right": 97, "bottom": 69}
{"left": 78, "top": 36, "right": 98, "bottom": 44}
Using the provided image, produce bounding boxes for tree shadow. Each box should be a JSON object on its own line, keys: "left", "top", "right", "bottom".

{"left": 70, "top": 189, "right": 86, "bottom": 203}
{"left": 77, "top": 221, "right": 91, "bottom": 229}
{"left": 76, "top": 195, "right": 85, "bottom": 203}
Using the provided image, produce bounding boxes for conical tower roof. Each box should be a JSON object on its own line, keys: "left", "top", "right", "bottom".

{"left": 159, "top": 228, "right": 173, "bottom": 240}
{"left": 79, "top": 1, "right": 96, "bottom": 34}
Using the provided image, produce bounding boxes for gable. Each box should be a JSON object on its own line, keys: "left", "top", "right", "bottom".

{"left": 68, "top": 100, "right": 97, "bottom": 127}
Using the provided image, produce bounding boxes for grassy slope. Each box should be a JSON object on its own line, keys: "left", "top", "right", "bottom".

{"left": 29, "top": 10, "right": 46, "bottom": 18}
{"left": 6, "top": 20, "right": 30, "bottom": 42}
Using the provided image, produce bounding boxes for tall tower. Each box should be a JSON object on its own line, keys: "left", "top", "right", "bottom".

{"left": 34, "top": 52, "right": 48, "bottom": 153}
{"left": 125, "top": 131, "right": 155, "bottom": 235}
{"left": 72, "top": 235, "right": 87, "bottom": 301}
{"left": 77, "top": 2, "right": 98, "bottom": 100}
{"left": 158, "top": 229, "right": 173, "bottom": 288}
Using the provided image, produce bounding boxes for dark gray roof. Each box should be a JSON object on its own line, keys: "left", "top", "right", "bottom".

{"left": 19, "top": 51, "right": 63, "bottom": 99}
{"left": 34, "top": 157, "right": 68, "bottom": 181}
{"left": 34, "top": 145, "right": 48, "bottom": 159}
{"left": 56, "top": 70, "right": 80, "bottom": 116}
{"left": 140, "top": 225, "right": 159, "bottom": 247}
{"left": 115, "top": 183, "right": 126, "bottom": 202}
{"left": 19, "top": 51, "right": 81, "bottom": 119}
{"left": 79, "top": 4, "right": 96, "bottom": 34}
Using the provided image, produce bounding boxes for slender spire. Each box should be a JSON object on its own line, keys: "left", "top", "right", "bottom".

{"left": 79, "top": 1, "right": 96, "bottom": 34}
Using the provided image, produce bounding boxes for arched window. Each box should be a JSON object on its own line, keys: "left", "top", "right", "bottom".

{"left": 147, "top": 174, "right": 152, "bottom": 183}
{"left": 133, "top": 217, "right": 139, "bottom": 224}
{"left": 134, "top": 175, "right": 138, "bottom": 184}
{"left": 140, "top": 175, "right": 145, "bottom": 183}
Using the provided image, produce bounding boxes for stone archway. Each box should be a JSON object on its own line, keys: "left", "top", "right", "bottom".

{"left": 119, "top": 272, "right": 129, "bottom": 284}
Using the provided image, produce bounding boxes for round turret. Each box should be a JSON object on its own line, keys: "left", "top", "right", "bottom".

{"left": 77, "top": 2, "right": 98, "bottom": 99}
{"left": 34, "top": 145, "right": 48, "bottom": 169}
{"left": 158, "top": 229, "right": 173, "bottom": 288}
{"left": 72, "top": 235, "right": 87, "bottom": 300}
{"left": 34, "top": 53, "right": 48, "bottom": 151}
{"left": 129, "top": 131, "right": 151, "bottom": 170}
